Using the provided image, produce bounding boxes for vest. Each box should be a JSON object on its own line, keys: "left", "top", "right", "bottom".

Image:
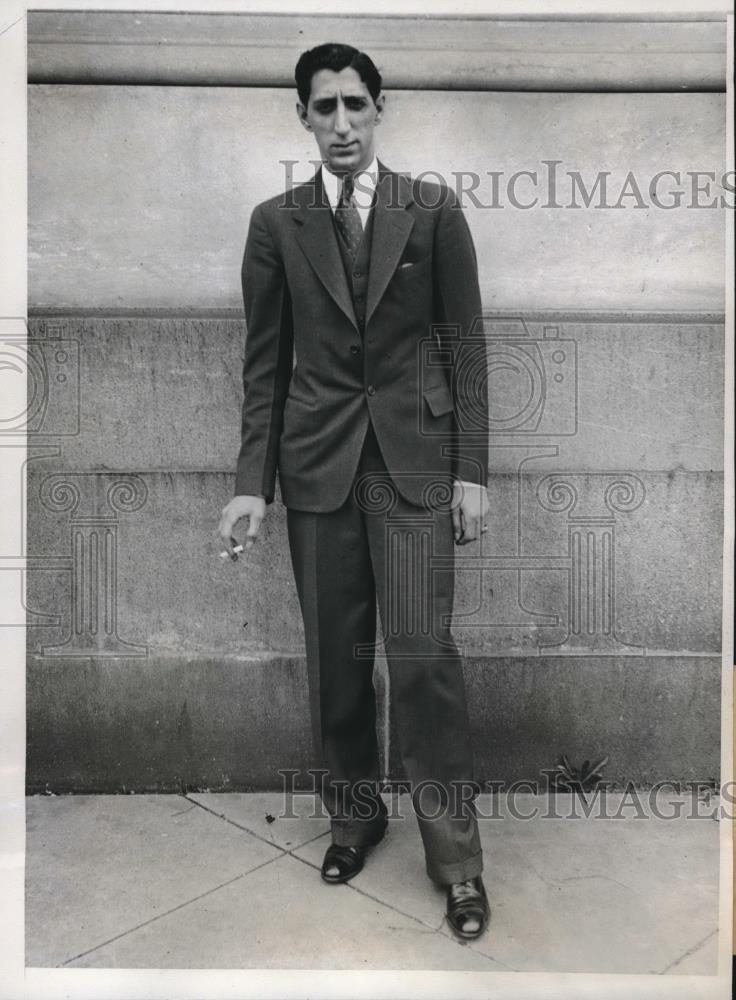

{"left": 331, "top": 205, "right": 375, "bottom": 337}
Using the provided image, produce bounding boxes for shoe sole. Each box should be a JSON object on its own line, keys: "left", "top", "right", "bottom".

{"left": 446, "top": 887, "right": 491, "bottom": 940}
{"left": 446, "top": 914, "right": 490, "bottom": 940}
{"left": 321, "top": 865, "right": 363, "bottom": 885}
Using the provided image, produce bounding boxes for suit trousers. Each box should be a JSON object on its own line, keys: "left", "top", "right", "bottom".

{"left": 285, "top": 419, "right": 483, "bottom": 885}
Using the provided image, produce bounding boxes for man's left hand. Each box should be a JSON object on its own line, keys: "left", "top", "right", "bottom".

{"left": 452, "top": 480, "right": 490, "bottom": 545}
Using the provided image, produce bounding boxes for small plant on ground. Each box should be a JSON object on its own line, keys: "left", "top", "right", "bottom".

{"left": 550, "top": 754, "right": 609, "bottom": 793}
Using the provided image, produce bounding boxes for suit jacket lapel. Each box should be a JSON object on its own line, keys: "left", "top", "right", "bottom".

{"left": 365, "top": 162, "right": 415, "bottom": 326}
{"left": 292, "top": 169, "right": 358, "bottom": 331}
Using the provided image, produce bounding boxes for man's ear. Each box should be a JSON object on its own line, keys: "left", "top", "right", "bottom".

{"left": 374, "top": 93, "right": 385, "bottom": 124}
{"left": 296, "top": 101, "right": 312, "bottom": 132}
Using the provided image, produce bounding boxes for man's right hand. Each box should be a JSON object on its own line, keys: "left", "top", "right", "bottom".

{"left": 218, "top": 495, "right": 267, "bottom": 558}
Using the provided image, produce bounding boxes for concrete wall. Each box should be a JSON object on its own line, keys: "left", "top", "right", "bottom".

{"left": 23, "top": 312, "right": 724, "bottom": 790}
{"left": 23, "top": 13, "right": 726, "bottom": 791}
{"left": 28, "top": 87, "right": 726, "bottom": 313}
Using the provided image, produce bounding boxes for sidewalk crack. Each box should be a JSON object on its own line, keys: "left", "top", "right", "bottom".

{"left": 0, "top": 16, "right": 22, "bottom": 38}
{"left": 183, "top": 794, "right": 288, "bottom": 852}
{"left": 463, "top": 944, "right": 518, "bottom": 972}
{"left": 60, "top": 853, "right": 283, "bottom": 967}
{"left": 286, "top": 829, "right": 332, "bottom": 852}
{"left": 170, "top": 803, "right": 197, "bottom": 817}
{"left": 435, "top": 922, "right": 519, "bottom": 970}
{"left": 527, "top": 862, "right": 633, "bottom": 895}
{"left": 660, "top": 928, "right": 718, "bottom": 974}
{"left": 557, "top": 873, "right": 634, "bottom": 893}
{"left": 289, "top": 851, "right": 446, "bottom": 933}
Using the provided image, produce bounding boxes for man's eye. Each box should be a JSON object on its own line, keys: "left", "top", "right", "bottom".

{"left": 345, "top": 100, "right": 367, "bottom": 110}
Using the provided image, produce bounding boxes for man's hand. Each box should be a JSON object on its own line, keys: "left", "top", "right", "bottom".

{"left": 451, "top": 480, "right": 490, "bottom": 545}
{"left": 218, "top": 495, "right": 267, "bottom": 559}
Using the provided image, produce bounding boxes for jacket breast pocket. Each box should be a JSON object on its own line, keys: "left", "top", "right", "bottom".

{"left": 423, "top": 383, "right": 454, "bottom": 417}
{"left": 395, "top": 254, "right": 430, "bottom": 278}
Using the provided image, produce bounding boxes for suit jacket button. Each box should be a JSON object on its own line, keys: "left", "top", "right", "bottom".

{"left": 350, "top": 345, "right": 360, "bottom": 355}
{"left": 367, "top": 384, "right": 376, "bottom": 395}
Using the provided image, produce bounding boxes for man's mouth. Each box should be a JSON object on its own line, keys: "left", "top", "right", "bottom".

{"left": 331, "top": 141, "right": 357, "bottom": 152}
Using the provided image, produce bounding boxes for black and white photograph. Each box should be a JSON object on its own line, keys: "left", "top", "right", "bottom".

{"left": 0, "top": 1, "right": 733, "bottom": 998}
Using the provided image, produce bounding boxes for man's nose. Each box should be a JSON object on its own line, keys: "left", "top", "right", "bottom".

{"left": 334, "top": 101, "right": 350, "bottom": 135}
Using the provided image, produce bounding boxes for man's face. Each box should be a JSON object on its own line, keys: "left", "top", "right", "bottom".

{"left": 297, "top": 66, "right": 384, "bottom": 175}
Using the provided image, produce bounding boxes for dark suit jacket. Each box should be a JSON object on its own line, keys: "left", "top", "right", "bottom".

{"left": 234, "top": 160, "right": 489, "bottom": 512}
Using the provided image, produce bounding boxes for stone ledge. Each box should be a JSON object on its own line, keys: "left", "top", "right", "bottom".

{"left": 26, "top": 652, "right": 720, "bottom": 793}
{"left": 27, "top": 12, "right": 726, "bottom": 90}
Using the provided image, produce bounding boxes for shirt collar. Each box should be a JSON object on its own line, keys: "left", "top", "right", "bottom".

{"left": 321, "top": 155, "right": 379, "bottom": 210}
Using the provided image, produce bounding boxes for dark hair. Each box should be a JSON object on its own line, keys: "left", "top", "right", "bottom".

{"left": 294, "top": 43, "right": 382, "bottom": 106}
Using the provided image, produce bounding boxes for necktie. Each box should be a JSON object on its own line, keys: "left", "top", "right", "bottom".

{"left": 334, "top": 173, "right": 364, "bottom": 257}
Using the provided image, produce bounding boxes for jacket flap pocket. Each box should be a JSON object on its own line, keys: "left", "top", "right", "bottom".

{"left": 423, "top": 383, "right": 454, "bottom": 417}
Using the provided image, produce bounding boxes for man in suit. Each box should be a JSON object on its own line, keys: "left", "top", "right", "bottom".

{"left": 219, "top": 42, "right": 491, "bottom": 939}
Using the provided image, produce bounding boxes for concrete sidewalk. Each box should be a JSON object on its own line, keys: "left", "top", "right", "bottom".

{"left": 25, "top": 791, "right": 720, "bottom": 974}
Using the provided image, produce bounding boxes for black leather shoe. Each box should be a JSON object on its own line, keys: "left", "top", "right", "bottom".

{"left": 446, "top": 876, "right": 490, "bottom": 940}
{"left": 320, "top": 818, "right": 387, "bottom": 885}
{"left": 320, "top": 843, "right": 367, "bottom": 884}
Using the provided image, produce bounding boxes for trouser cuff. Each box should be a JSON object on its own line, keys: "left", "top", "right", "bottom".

{"left": 331, "top": 816, "right": 388, "bottom": 848}
{"left": 426, "top": 849, "right": 483, "bottom": 886}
